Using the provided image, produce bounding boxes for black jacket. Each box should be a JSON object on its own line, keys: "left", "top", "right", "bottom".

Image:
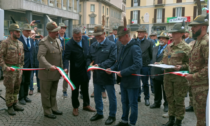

{"left": 111, "top": 39, "right": 142, "bottom": 88}
{"left": 137, "top": 37, "right": 153, "bottom": 66}
{"left": 90, "top": 37, "right": 97, "bottom": 45}
{"left": 151, "top": 46, "right": 165, "bottom": 81}
{"left": 87, "top": 38, "right": 117, "bottom": 85}
{"left": 64, "top": 36, "right": 90, "bottom": 83}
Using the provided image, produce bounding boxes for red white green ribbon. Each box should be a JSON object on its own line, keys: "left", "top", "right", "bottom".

{"left": 10, "top": 66, "right": 76, "bottom": 90}
{"left": 87, "top": 66, "right": 189, "bottom": 77}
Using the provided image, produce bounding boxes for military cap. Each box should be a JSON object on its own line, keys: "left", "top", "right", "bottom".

{"left": 189, "top": 14, "right": 209, "bottom": 26}
{"left": 168, "top": 23, "right": 185, "bottom": 33}
{"left": 150, "top": 32, "right": 157, "bottom": 36}
{"left": 93, "top": 25, "right": 105, "bottom": 36}
{"left": 137, "top": 26, "right": 147, "bottom": 32}
{"left": 46, "top": 21, "right": 61, "bottom": 32}
{"left": 9, "top": 23, "right": 21, "bottom": 31}
{"left": 158, "top": 31, "right": 169, "bottom": 39}
{"left": 117, "top": 26, "right": 130, "bottom": 37}
{"left": 113, "top": 26, "right": 118, "bottom": 30}
{"left": 22, "top": 24, "right": 32, "bottom": 31}
{"left": 185, "top": 29, "right": 189, "bottom": 33}
{"left": 59, "top": 23, "right": 67, "bottom": 28}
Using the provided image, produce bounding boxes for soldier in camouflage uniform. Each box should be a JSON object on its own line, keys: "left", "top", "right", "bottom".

{"left": 0, "top": 23, "right": 24, "bottom": 115}
{"left": 159, "top": 23, "right": 191, "bottom": 126}
{"left": 185, "top": 40, "right": 196, "bottom": 112}
{"left": 185, "top": 15, "right": 209, "bottom": 126}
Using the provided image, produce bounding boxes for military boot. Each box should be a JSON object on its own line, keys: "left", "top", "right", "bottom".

{"left": 173, "top": 119, "right": 182, "bottom": 126}
{"left": 162, "top": 116, "right": 175, "bottom": 126}
{"left": 13, "top": 103, "right": 24, "bottom": 111}
{"left": 7, "top": 106, "right": 16, "bottom": 115}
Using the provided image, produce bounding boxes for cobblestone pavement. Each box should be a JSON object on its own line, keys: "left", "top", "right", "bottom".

{"left": 0, "top": 75, "right": 196, "bottom": 126}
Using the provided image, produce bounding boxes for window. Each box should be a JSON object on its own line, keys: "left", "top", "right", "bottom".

{"left": 90, "top": 17, "right": 95, "bottom": 24}
{"left": 133, "top": 10, "right": 138, "bottom": 24}
{"left": 157, "top": 8, "right": 162, "bottom": 23}
{"left": 91, "top": 4, "right": 95, "bottom": 12}
{"left": 79, "top": 4, "right": 81, "bottom": 12}
{"left": 133, "top": 0, "right": 138, "bottom": 7}
{"left": 176, "top": 7, "right": 182, "bottom": 17}
{"left": 107, "top": 8, "right": 109, "bottom": 15}
{"left": 103, "top": 6, "right": 104, "bottom": 14}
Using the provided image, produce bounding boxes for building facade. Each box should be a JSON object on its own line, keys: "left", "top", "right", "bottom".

{"left": 73, "top": 0, "right": 125, "bottom": 34}
{"left": 1, "top": 0, "right": 80, "bottom": 37}
{"left": 126, "top": 0, "right": 207, "bottom": 37}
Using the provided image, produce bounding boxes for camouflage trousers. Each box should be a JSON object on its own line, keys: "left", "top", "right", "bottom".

{"left": 191, "top": 84, "right": 208, "bottom": 126}
{"left": 3, "top": 70, "right": 22, "bottom": 107}
{"left": 189, "top": 86, "right": 193, "bottom": 106}
{"left": 164, "top": 74, "right": 188, "bottom": 120}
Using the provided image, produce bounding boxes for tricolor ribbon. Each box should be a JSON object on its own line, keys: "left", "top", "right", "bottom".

{"left": 87, "top": 66, "right": 189, "bottom": 77}
{"left": 10, "top": 66, "right": 76, "bottom": 90}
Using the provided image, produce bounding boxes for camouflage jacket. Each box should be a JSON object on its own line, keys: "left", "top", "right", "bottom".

{"left": 160, "top": 40, "right": 191, "bottom": 72}
{"left": 0, "top": 36, "right": 24, "bottom": 71}
{"left": 189, "top": 34, "right": 209, "bottom": 86}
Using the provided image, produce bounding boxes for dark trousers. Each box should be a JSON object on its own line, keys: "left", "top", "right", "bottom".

{"left": 139, "top": 66, "right": 150, "bottom": 100}
{"left": 19, "top": 70, "right": 31, "bottom": 100}
{"left": 153, "top": 79, "right": 168, "bottom": 106}
{"left": 30, "top": 70, "right": 40, "bottom": 91}
{"left": 72, "top": 81, "right": 90, "bottom": 108}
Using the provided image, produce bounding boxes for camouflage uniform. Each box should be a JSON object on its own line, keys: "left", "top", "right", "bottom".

{"left": 188, "top": 14, "right": 209, "bottom": 126}
{"left": 188, "top": 40, "right": 196, "bottom": 108}
{"left": 161, "top": 40, "right": 191, "bottom": 120}
{"left": 0, "top": 36, "right": 24, "bottom": 107}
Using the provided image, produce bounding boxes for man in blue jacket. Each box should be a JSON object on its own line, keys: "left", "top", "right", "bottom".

{"left": 18, "top": 24, "right": 34, "bottom": 105}
{"left": 87, "top": 25, "right": 117, "bottom": 125}
{"left": 106, "top": 25, "right": 142, "bottom": 126}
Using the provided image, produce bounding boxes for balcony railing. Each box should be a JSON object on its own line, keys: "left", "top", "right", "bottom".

{"left": 25, "top": 0, "right": 79, "bottom": 12}
{"left": 154, "top": 0, "right": 166, "bottom": 7}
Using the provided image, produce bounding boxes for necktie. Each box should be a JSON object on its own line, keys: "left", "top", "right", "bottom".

{"left": 157, "top": 46, "right": 163, "bottom": 57}
{"left": 115, "top": 38, "right": 117, "bottom": 43}
{"left": 27, "top": 38, "right": 30, "bottom": 50}
{"left": 118, "top": 46, "right": 125, "bottom": 70}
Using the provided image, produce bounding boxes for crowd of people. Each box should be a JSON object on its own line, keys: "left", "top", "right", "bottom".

{"left": 0, "top": 14, "right": 208, "bottom": 126}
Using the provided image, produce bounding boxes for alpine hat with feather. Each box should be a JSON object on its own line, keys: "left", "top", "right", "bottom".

{"left": 46, "top": 15, "right": 61, "bottom": 32}
{"left": 9, "top": 17, "right": 21, "bottom": 32}
{"left": 117, "top": 16, "right": 130, "bottom": 37}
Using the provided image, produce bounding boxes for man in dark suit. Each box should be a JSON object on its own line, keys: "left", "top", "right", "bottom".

{"left": 87, "top": 25, "right": 117, "bottom": 125}
{"left": 136, "top": 27, "right": 153, "bottom": 106}
{"left": 64, "top": 28, "right": 96, "bottom": 116}
{"left": 58, "top": 23, "right": 69, "bottom": 98}
{"left": 150, "top": 31, "right": 168, "bottom": 112}
{"left": 18, "top": 24, "right": 34, "bottom": 105}
{"left": 107, "top": 25, "right": 142, "bottom": 126}
{"left": 184, "top": 30, "right": 194, "bottom": 44}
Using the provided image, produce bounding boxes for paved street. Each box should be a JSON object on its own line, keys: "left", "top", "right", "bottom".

{"left": 0, "top": 75, "right": 196, "bottom": 126}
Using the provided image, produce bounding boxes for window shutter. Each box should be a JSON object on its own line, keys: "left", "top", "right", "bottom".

{"left": 173, "top": 8, "right": 176, "bottom": 17}
{"left": 131, "top": 0, "right": 133, "bottom": 7}
{"left": 154, "top": 9, "right": 157, "bottom": 23}
{"left": 138, "top": 10, "right": 140, "bottom": 24}
{"left": 182, "top": 7, "right": 185, "bottom": 16}
{"left": 193, "top": 6, "right": 197, "bottom": 19}
{"left": 162, "top": 8, "right": 165, "bottom": 23}
{"left": 138, "top": 0, "right": 140, "bottom": 6}
{"left": 130, "top": 11, "right": 133, "bottom": 24}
